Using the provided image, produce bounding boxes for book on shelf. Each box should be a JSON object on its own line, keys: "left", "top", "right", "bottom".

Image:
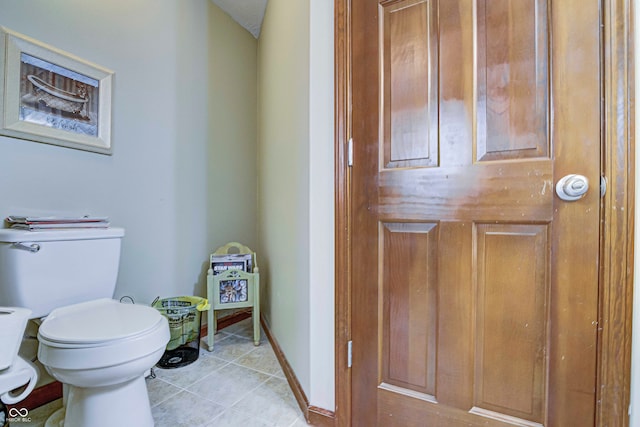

{"left": 210, "top": 253, "right": 253, "bottom": 275}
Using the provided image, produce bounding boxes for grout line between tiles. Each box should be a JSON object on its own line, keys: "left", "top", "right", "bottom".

{"left": 148, "top": 379, "right": 183, "bottom": 408}
{"left": 210, "top": 375, "right": 272, "bottom": 416}
{"left": 229, "top": 360, "right": 283, "bottom": 379}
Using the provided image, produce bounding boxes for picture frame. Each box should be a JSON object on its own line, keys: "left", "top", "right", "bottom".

{"left": 211, "top": 269, "right": 255, "bottom": 309}
{"left": 218, "top": 278, "right": 249, "bottom": 304}
{"left": 0, "top": 27, "right": 114, "bottom": 155}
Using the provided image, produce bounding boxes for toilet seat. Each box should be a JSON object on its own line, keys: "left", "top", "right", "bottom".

{"left": 39, "top": 298, "right": 163, "bottom": 345}
{"left": 38, "top": 298, "right": 169, "bottom": 370}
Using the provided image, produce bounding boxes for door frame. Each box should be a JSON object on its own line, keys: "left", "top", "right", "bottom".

{"left": 333, "top": 0, "right": 635, "bottom": 425}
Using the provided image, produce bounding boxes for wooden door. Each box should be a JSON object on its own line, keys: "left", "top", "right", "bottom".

{"left": 350, "top": 0, "right": 602, "bottom": 426}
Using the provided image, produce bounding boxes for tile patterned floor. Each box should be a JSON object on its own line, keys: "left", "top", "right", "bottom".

{"left": 25, "top": 318, "right": 307, "bottom": 427}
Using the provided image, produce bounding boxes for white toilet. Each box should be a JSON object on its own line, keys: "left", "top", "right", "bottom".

{"left": 0, "top": 228, "right": 169, "bottom": 427}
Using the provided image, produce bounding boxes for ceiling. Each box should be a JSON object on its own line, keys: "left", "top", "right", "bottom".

{"left": 211, "top": 0, "right": 268, "bottom": 39}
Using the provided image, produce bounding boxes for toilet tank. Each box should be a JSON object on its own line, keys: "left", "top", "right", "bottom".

{"left": 0, "top": 228, "right": 125, "bottom": 318}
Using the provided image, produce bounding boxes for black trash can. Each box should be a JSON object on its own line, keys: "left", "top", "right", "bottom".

{"left": 153, "top": 296, "right": 210, "bottom": 368}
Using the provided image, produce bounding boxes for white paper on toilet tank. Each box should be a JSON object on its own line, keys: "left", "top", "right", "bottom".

{"left": 6, "top": 215, "right": 110, "bottom": 230}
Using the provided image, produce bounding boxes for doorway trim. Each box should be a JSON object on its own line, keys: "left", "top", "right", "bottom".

{"left": 333, "top": 0, "right": 635, "bottom": 425}
{"left": 334, "top": 0, "right": 351, "bottom": 424}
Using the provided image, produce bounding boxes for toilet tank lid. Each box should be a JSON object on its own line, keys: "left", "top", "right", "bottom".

{"left": 0, "top": 227, "right": 125, "bottom": 243}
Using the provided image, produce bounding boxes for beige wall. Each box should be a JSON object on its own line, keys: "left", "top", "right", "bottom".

{"left": 0, "top": 0, "right": 257, "bottom": 304}
{"left": 308, "top": 0, "right": 336, "bottom": 410}
{"left": 257, "top": 0, "right": 312, "bottom": 397}
{"left": 207, "top": 4, "right": 258, "bottom": 253}
{"left": 257, "top": 0, "right": 335, "bottom": 410}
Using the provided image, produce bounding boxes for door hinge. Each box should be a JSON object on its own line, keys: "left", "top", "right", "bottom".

{"left": 347, "top": 340, "right": 353, "bottom": 368}
{"left": 347, "top": 138, "right": 353, "bottom": 167}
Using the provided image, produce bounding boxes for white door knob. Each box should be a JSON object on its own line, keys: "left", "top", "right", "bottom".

{"left": 556, "top": 174, "right": 589, "bottom": 201}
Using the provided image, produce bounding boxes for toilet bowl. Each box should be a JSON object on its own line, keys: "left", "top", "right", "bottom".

{"left": 38, "top": 299, "right": 169, "bottom": 427}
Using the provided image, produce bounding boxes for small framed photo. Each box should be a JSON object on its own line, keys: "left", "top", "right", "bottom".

{"left": 0, "top": 27, "right": 113, "bottom": 154}
{"left": 219, "top": 279, "right": 249, "bottom": 304}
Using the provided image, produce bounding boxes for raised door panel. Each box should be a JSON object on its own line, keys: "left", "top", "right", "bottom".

{"left": 476, "top": 0, "right": 549, "bottom": 161}
{"left": 380, "top": 222, "right": 438, "bottom": 398}
{"left": 381, "top": 0, "right": 438, "bottom": 169}
{"left": 472, "top": 224, "right": 549, "bottom": 426}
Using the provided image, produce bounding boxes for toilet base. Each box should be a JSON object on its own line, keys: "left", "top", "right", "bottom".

{"left": 46, "top": 375, "right": 153, "bottom": 427}
{"left": 44, "top": 407, "right": 64, "bottom": 427}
